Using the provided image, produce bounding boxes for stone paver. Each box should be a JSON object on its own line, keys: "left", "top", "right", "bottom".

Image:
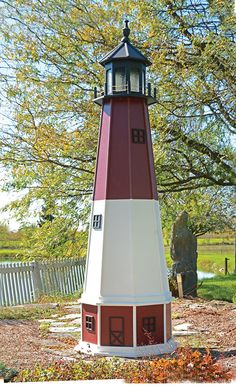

{"left": 64, "top": 305, "right": 81, "bottom": 310}
{"left": 173, "top": 322, "right": 199, "bottom": 336}
{"left": 172, "top": 330, "right": 199, "bottom": 336}
{"left": 71, "top": 318, "right": 81, "bottom": 325}
{"left": 50, "top": 322, "right": 68, "bottom": 327}
{"left": 49, "top": 326, "right": 81, "bottom": 333}
{"left": 58, "top": 314, "right": 81, "bottom": 320}
{"left": 173, "top": 323, "right": 192, "bottom": 331}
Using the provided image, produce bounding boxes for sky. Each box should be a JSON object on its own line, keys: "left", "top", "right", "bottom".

{"left": 0, "top": 93, "right": 23, "bottom": 230}
{"left": 0, "top": 168, "right": 27, "bottom": 231}
{"left": 0, "top": 190, "right": 21, "bottom": 231}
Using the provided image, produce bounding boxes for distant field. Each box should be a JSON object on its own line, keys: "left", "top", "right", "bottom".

{"left": 0, "top": 240, "right": 22, "bottom": 248}
{"left": 164, "top": 235, "right": 234, "bottom": 247}
{"left": 165, "top": 244, "right": 235, "bottom": 274}
{"left": 198, "top": 237, "right": 234, "bottom": 245}
{"left": 0, "top": 247, "right": 24, "bottom": 262}
{"left": 0, "top": 239, "right": 23, "bottom": 260}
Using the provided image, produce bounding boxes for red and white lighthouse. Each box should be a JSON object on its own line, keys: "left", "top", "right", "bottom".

{"left": 78, "top": 21, "right": 176, "bottom": 357}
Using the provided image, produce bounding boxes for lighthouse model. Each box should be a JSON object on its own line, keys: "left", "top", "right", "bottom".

{"left": 78, "top": 21, "right": 176, "bottom": 357}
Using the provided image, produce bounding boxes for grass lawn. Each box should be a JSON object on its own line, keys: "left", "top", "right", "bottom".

{"left": 197, "top": 275, "right": 236, "bottom": 303}
{"left": 197, "top": 249, "right": 234, "bottom": 274}
{"left": 0, "top": 306, "right": 63, "bottom": 320}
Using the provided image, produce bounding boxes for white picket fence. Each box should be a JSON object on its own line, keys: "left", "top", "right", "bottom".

{"left": 0, "top": 258, "right": 86, "bottom": 306}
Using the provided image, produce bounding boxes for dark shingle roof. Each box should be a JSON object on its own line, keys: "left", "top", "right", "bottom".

{"left": 99, "top": 40, "right": 151, "bottom": 67}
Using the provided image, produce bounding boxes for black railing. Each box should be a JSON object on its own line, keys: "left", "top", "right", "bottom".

{"left": 94, "top": 83, "right": 156, "bottom": 101}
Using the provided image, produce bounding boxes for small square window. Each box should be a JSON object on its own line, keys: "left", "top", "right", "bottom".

{"left": 132, "top": 129, "right": 146, "bottom": 144}
{"left": 93, "top": 214, "right": 102, "bottom": 230}
{"left": 143, "top": 316, "right": 156, "bottom": 332}
{"left": 85, "top": 315, "right": 95, "bottom": 331}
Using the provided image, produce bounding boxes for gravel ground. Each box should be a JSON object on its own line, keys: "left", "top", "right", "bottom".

{"left": 0, "top": 298, "right": 235, "bottom": 377}
{"left": 172, "top": 298, "right": 236, "bottom": 375}
{"left": 0, "top": 320, "right": 57, "bottom": 370}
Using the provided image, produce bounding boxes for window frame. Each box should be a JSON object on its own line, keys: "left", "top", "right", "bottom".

{"left": 85, "top": 315, "right": 95, "bottom": 332}
{"left": 132, "top": 128, "right": 146, "bottom": 144}
{"left": 142, "top": 316, "right": 156, "bottom": 333}
{"left": 93, "top": 214, "right": 102, "bottom": 230}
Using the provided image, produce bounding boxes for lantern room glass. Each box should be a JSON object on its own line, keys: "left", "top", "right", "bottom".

{"left": 115, "top": 66, "right": 126, "bottom": 92}
{"left": 130, "top": 67, "right": 140, "bottom": 92}
{"left": 107, "top": 69, "right": 112, "bottom": 94}
{"left": 104, "top": 62, "right": 146, "bottom": 96}
{"left": 142, "top": 70, "right": 145, "bottom": 94}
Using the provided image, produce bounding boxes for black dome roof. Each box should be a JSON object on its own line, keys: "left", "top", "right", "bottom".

{"left": 99, "top": 20, "right": 151, "bottom": 67}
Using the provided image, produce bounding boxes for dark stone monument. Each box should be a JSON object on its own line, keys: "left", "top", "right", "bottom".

{"left": 170, "top": 211, "right": 198, "bottom": 297}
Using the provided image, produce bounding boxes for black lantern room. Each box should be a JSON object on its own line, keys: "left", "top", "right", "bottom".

{"left": 94, "top": 20, "right": 157, "bottom": 106}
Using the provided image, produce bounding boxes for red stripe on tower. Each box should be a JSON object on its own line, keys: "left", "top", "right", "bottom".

{"left": 93, "top": 98, "right": 158, "bottom": 200}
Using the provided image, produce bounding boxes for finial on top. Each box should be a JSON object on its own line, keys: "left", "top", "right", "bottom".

{"left": 121, "top": 19, "right": 130, "bottom": 42}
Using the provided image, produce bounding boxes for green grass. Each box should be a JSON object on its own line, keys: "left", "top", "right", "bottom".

{"left": 0, "top": 306, "right": 63, "bottom": 320}
{"left": 36, "top": 291, "right": 82, "bottom": 304}
{"left": 0, "top": 291, "right": 82, "bottom": 320}
{"left": 197, "top": 251, "right": 234, "bottom": 274}
{"left": 197, "top": 275, "right": 236, "bottom": 302}
{"left": 39, "top": 322, "right": 52, "bottom": 336}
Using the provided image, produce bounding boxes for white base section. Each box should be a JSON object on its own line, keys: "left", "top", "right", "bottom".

{"left": 83, "top": 199, "right": 172, "bottom": 305}
{"left": 75, "top": 338, "right": 177, "bottom": 358}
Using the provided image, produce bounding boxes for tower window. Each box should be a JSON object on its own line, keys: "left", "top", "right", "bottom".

{"left": 132, "top": 129, "right": 146, "bottom": 144}
{"left": 143, "top": 317, "right": 156, "bottom": 332}
{"left": 93, "top": 214, "right": 102, "bottom": 230}
{"left": 85, "top": 315, "right": 95, "bottom": 331}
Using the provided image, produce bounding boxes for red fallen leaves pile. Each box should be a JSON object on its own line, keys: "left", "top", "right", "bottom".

{"left": 125, "top": 347, "right": 233, "bottom": 383}
{"left": 15, "top": 347, "right": 233, "bottom": 383}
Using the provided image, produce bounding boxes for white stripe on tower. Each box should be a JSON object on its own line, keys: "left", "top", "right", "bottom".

{"left": 82, "top": 199, "right": 171, "bottom": 306}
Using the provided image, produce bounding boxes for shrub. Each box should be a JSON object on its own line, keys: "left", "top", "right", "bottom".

{"left": 169, "top": 276, "right": 178, "bottom": 297}
{"left": 0, "top": 362, "right": 18, "bottom": 383}
{"left": 36, "top": 290, "right": 82, "bottom": 304}
{"left": 15, "top": 348, "right": 233, "bottom": 383}
{"left": 125, "top": 348, "right": 233, "bottom": 383}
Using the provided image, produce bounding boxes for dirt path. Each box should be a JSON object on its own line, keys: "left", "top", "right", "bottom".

{"left": 0, "top": 298, "right": 235, "bottom": 376}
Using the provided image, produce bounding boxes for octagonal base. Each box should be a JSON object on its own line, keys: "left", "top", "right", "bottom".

{"left": 75, "top": 338, "right": 177, "bottom": 358}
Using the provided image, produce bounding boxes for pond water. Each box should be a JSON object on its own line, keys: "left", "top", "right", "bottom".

{"left": 197, "top": 270, "right": 215, "bottom": 280}
{"left": 167, "top": 267, "right": 215, "bottom": 280}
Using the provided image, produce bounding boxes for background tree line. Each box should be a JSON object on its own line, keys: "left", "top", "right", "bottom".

{"left": 0, "top": 0, "right": 235, "bottom": 258}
